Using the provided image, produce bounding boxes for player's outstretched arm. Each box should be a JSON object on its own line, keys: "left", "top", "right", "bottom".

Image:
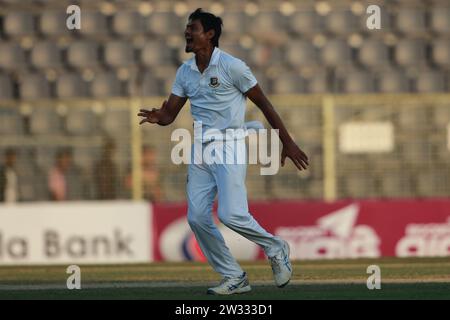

{"left": 138, "top": 94, "right": 188, "bottom": 126}
{"left": 246, "top": 84, "right": 309, "bottom": 171}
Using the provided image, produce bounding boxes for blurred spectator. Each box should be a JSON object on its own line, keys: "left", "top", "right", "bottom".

{"left": 0, "top": 148, "right": 19, "bottom": 203}
{"left": 141, "top": 146, "right": 163, "bottom": 202}
{"left": 94, "top": 138, "right": 118, "bottom": 200}
{"left": 48, "top": 148, "right": 85, "bottom": 201}
{"left": 125, "top": 146, "right": 163, "bottom": 202}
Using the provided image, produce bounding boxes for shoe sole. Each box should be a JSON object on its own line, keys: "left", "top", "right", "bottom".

{"left": 277, "top": 279, "right": 290, "bottom": 288}
{"left": 207, "top": 285, "right": 252, "bottom": 295}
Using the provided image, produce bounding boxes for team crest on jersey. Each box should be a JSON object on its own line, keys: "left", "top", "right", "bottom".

{"left": 209, "top": 77, "right": 220, "bottom": 88}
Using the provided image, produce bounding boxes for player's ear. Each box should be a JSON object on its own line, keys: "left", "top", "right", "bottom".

{"left": 206, "top": 29, "right": 215, "bottom": 42}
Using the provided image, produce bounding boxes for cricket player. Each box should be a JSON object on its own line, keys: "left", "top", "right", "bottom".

{"left": 138, "top": 8, "right": 309, "bottom": 295}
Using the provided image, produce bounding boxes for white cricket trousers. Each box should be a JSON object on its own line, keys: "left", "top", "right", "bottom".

{"left": 186, "top": 140, "right": 284, "bottom": 278}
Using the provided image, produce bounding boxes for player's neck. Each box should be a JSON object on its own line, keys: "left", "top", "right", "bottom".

{"left": 195, "top": 46, "right": 214, "bottom": 74}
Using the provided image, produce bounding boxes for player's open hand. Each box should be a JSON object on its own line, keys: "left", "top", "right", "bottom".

{"left": 138, "top": 100, "right": 167, "bottom": 125}
{"left": 281, "top": 141, "right": 309, "bottom": 171}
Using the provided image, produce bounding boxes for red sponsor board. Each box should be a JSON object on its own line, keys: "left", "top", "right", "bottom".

{"left": 153, "top": 199, "right": 450, "bottom": 261}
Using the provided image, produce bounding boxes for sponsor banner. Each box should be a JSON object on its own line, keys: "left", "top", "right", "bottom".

{"left": 0, "top": 201, "right": 152, "bottom": 265}
{"left": 153, "top": 199, "right": 450, "bottom": 261}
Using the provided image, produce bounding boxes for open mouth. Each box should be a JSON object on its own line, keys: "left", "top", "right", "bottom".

{"left": 186, "top": 38, "right": 193, "bottom": 45}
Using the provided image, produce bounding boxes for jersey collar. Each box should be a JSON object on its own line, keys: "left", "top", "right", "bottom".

{"left": 188, "top": 47, "right": 221, "bottom": 72}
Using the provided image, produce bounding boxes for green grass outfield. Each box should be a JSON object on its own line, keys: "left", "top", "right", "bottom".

{"left": 0, "top": 257, "right": 449, "bottom": 300}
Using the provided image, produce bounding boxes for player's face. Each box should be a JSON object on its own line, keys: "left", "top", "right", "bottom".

{"left": 184, "top": 19, "right": 209, "bottom": 53}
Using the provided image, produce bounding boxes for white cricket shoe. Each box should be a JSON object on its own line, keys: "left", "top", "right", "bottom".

{"left": 270, "top": 241, "right": 292, "bottom": 288}
{"left": 207, "top": 272, "right": 252, "bottom": 295}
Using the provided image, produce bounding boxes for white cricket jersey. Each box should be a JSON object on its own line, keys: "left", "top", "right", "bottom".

{"left": 171, "top": 47, "right": 257, "bottom": 141}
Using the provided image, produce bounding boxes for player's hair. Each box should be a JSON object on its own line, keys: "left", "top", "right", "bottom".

{"left": 188, "top": 8, "right": 223, "bottom": 48}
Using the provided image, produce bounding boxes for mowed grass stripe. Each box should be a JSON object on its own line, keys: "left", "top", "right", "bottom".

{"left": 1, "top": 283, "right": 450, "bottom": 300}
{"left": 1, "top": 258, "right": 449, "bottom": 283}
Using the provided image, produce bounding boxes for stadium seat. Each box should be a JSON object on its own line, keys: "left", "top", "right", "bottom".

{"left": 65, "top": 109, "right": 96, "bottom": 135}
{"left": 147, "top": 12, "right": 180, "bottom": 37}
{"left": 286, "top": 40, "right": 318, "bottom": 67}
{"left": 430, "top": 6, "right": 450, "bottom": 35}
{"left": 415, "top": 71, "right": 446, "bottom": 93}
{"left": 251, "top": 70, "right": 271, "bottom": 93}
{"left": 325, "top": 10, "right": 357, "bottom": 36}
{"left": 221, "top": 12, "right": 247, "bottom": 37}
{"left": 321, "top": 39, "right": 352, "bottom": 67}
{"left": 113, "top": 11, "right": 144, "bottom": 36}
{"left": 141, "top": 41, "right": 173, "bottom": 67}
{"left": 91, "top": 72, "right": 122, "bottom": 98}
{"left": 396, "top": 7, "right": 427, "bottom": 36}
{"left": 176, "top": 46, "right": 193, "bottom": 64}
{"left": 289, "top": 10, "right": 322, "bottom": 35}
{"left": 4, "top": 12, "right": 35, "bottom": 37}
{"left": 248, "top": 44, "right": 282, "bottom": 68}
{"left": 79, "top": 11, "right": 109, "bottom": 37}
{"left": 129, "top": 70, "right": 161, "bottom": 96}
{"left": 20, "top": 73, "right": 51, "bottom": 99}
{"left": 56, "top": 73, "right": 88, "bottom": 98}
{"left": 39, "top": 10, "right": 67, "bottom": 37}
{"left": 104, "top": 41, "right": 135, "bottom": 68}
{"left": 378, "top": 69, "right": 410, "bottom": 93}
{"left": 432, "top": 38, "right": 450, "bottom": 68}
{"left": 248, "top": 12, "right": 284, "bottom": 38}
{"left": 395, "top": 39, "right": 426, "bottom": 67}
{"left": 342, "top": 70, "right": 375, "bottom": 93}
{"left": 0, "top": 107, "right": 23, "bottom": 134}
{"left": 0, "top": 74, "right": 14, "bottom": 100}
{"left": 0, "top": 43, "right": 26, "bottom": 71}
{"left": 220, "top": 43, "right": 248, "bottom": 61}
{"left": 158, "top": 73, "right": 175, "bottom": 97}
{"left": 29, "top": 109, "right": 61, "bottom": 135}
{"left": 359, "top": 39, "right": 390, "bottom": 68}
{"left": 307, "top": 72, "right": 329, "bottom": 93}
{"left": 30, "top": 41, "right": 62, "bottom": 69}
{"left": 272, "top": 72, "right": 305, "bottom": 94}
{"left": 67, "top": 40, "right": 100, "bottom": 69}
